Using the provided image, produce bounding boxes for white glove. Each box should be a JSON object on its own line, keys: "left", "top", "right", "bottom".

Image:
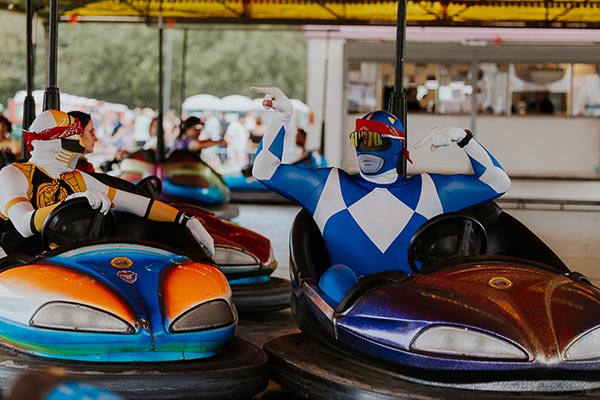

{"left": 184, "top": 216, "right": 215, "bottom": 259}
{"left": 250, "top": 86, "right": 293, "bottom": 122}
{"left": 65, "top": 190, "right": 112, "bottom": 214}
{"left": 414, "top": 127, "right": 468, "bottom": 152}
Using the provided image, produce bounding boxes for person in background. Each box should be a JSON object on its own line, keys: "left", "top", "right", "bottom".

{"left": 223, "top": 114, "right": 249, "bottom": 168}
{"left": 171, "top": 116, "right": 225, "bottom": 154}
{"left": 0, "top": 110, "right": 215, "bottom": 257}
{"left": 132, "top": 107, "right": 154, "bottom": 148}
{"left": 199, "top": 110, "right": 225, "bottom": 170}
{"left": 405, "top": 86, "right": 423, "bottom": 112}
{"left": 252, "top": 86, "right": 510, "bottom": 303}
{"left": 247, "top": 116, "right": 266, "bottom": 163}
{"left": 142, "top": 116, "right": 159, "bottom": 151}
{"left": 110, "top": 116, "right": 159, "bottom": 162}
{"left": 68, "top": 111, "right": 98, "bottom": 173}
{"left": 528, "top": 91, "right": 555, "bottom": 114}
{"left": 294, "top": 127, "right": 327, "bottom": 168}
{"left": 0, "top": 115, "right": 21, "bottom": 162}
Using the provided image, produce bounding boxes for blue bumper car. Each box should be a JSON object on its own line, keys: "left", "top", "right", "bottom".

{"left": 264, "top": 202, "right": 600, "bottom": 399}
{"left": 222, "top": 150, "right": 328, "bottom": 203}
{"left": 114, "top": 149, "right": 239, "bottom": 220}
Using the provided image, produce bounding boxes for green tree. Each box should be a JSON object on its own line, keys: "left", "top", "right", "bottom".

{"left": 0, "top": 10, "right": 45, "bottom": 108}
{"left": 1, "top": 10, "right": 307, "bottom": 110}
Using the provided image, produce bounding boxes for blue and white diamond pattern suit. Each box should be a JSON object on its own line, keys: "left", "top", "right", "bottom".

{"left": 253, "top": 123, "right": 510, "bottom": 276}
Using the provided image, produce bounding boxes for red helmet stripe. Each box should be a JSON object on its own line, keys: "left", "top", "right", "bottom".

{"left": 355, "top": 118, "right": 405, "bottom": 140}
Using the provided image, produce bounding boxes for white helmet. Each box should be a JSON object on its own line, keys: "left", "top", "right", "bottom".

{"left": 24, "top": 110, "right": 84, "bottom": 153}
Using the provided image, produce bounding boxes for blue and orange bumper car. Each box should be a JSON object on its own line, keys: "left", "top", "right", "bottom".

{"left": 0, "top": 198, "right": 269, "bottom": 399}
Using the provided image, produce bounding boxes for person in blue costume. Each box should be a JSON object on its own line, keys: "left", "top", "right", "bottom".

{"left": 251, "top": 87, "right": 511, "bottom": 304}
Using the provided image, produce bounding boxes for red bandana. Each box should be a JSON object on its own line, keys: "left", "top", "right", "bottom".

{"left": 23, "top": 119, "right": 83, "bottom": 152}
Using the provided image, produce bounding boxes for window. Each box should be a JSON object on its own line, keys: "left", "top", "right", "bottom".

{"left": 510, "top": 63, "right": 569, "bottom": 115}
{"left": 571, "top": 64, "right": 600, "bottom": 117}
{"left": 346, "top": 61, "right": 599, "bottom": 117}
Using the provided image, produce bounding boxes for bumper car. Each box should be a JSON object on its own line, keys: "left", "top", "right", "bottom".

{"left": 221, "top": 164, "right": 291, "bottom": 203}
{"left": 0, "top": 198, "right": 269, "bottom": 399}
{"left": 173, "top": 202, "right": 291, "bottom": 313}
{"left": 264, "top": 201, "right": 600, "bottom": 399}
{"left": 111, "top": 149, "right": 239, "bottom": 220}
{"left": 90, "top": 172, "right": 291, "bottom": 313}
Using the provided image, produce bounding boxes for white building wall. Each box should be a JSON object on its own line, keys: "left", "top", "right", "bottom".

{"left": 306, "top": 37, "right": 345, "bottom": 167}
{"left": 305, "top": 27, "right": 600, "bottom": 179}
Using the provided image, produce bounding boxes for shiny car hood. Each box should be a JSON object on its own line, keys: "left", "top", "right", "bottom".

{"left": 336, "top": 260, "right": 600, "bottom": 369}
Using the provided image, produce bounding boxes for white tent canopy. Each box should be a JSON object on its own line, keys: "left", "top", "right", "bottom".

{"left": 183, "top": 93, "right": 309, "bottom": 116}
{"left": 219, "top": 95, "right": 257, "bottom": 113}
{"left": 181, "top": 94, "right": 222, "bottom": 113}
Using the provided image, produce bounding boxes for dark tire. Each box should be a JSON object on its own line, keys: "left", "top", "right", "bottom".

{"left": 230, "top": 190, "right": 293, "bottom": 204}
{"left": 232, "top": 277, "right": 291, "bottom": 313}
{"left": 0, "top": 337, "right": 269, "bottom": 400}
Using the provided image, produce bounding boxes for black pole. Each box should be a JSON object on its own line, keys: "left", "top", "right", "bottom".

{"left": 43, "top": 0, "right": 60, "bottom": 111}
{"left": 179, "top": 28, "right": 188, "bottom": 115}
{"left": 156, "top": 12, "right": 165, "bottom": 163}
{"left": 22, "top": 0, "right": 36, "bottom": 159}
{"left": 388, "top": 0, "right": 407, "bottom": 177}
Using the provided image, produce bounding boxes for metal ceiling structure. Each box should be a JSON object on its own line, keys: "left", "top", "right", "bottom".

{"left": 7, "top": 0, "right": 599, "bottom": 169}
{"left": 2, "top": 0, "right": 600, "bottom": 28}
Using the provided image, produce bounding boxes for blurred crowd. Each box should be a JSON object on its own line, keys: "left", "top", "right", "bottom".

{"left": 85, "top": 107, "right": 274, "bottom": 173}
{"left": 0, "top": 106, "right": 297, "bottom": 174}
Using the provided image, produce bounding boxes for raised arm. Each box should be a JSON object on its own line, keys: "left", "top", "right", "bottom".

{"left": 251, "top": 87, "right": 330, "bottom": 210}
{"left": 414, "top": 127, "right": 511, "bottom": 210}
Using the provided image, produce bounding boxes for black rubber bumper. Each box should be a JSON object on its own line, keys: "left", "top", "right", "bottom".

{"left": 232, "top": 277, "right": 291, "bottom": 313}
{"left": 264, "top": 333, "right": 600, "bottom": 400}
{"left": 0, "top": 337, "right": 269, "bottom": 400}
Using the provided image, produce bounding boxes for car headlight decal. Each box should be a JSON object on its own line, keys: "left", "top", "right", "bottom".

{"left": 411, "top": 325, "right": 528, "bottom": 360}
{"left": 30, "top": 301, "right": 134, "bottom": 333}
{"left": 213, "top": 246, "right": 259, "bottom": 267}
{"left": 170, "top": 299, "right": 235, "bottom": 332}
{"left": 564, "top": 327, "right": 600, "bottom": 361}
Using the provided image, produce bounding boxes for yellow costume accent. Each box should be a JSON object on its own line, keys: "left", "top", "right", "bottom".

{"left": 147, "top": 201, "right": 179, "bottom": 222}
{"left": 0, "top": 163, "right": 89, "bottom": 232}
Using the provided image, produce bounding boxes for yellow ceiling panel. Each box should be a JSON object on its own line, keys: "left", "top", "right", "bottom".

{"left": 12, "top": 0, "right": 600, "bottom": 28}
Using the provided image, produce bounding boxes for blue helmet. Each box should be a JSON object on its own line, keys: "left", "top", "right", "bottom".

{"left": 350, "top": 111, "right": 406, "bottom": 177}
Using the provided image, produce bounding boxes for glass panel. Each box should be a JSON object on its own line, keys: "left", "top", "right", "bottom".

{"left": 571, "top": 64, "right": 600, "bottom": 117}
{"left": 347, "top": 62, "right": 378, "bottom": 114}
{"left": 349, "top": 61, "right": 577, "bottom": 117}
{"left": 509, "top": 63, "right": 570, "bottom": 116}
{"left": 404, "top": 63, "right": 437, "bottom": 113}
{"left": 476, "top": 63, "right": 509, "bottom": 115}
{"left": 436, "top": 63, "right": 471, "bottom": 115}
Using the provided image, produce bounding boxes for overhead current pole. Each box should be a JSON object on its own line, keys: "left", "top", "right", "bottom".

{"left": 179, "top": 28, "right": 188, "bottom": 115}
{"left": 43, "top": 0, "right": 60, "bottom": 111}
{"left": 156, "top": 11, "right": 166, "bottom": 163}
{"left": 22, "top": 0, "right": 36, "bottom": 159}
{"left": 388, "top": 0, "right": 408, "bottom": 177}
{"left": 163, "top": 25, "right": 173, "bottom": 116}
